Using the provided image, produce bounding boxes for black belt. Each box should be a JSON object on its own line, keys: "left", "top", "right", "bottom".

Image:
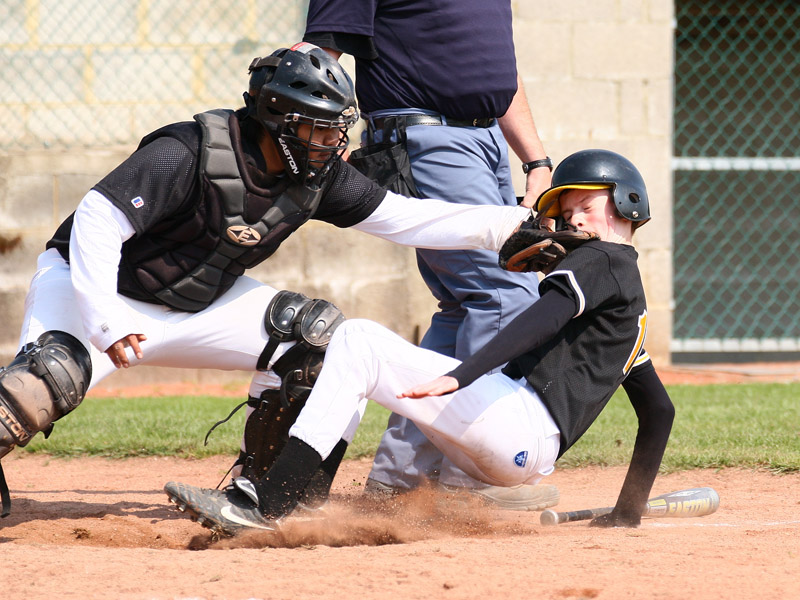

{"left": 371, "top": 114, "right": 496, "bottom": 130}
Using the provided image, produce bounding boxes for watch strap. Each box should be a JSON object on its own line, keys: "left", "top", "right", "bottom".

{"left": 522, "top": 157, "right": 553, "bottom": 173}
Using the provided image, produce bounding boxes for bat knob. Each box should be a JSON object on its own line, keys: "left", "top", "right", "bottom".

{"left": 540, "top": 509, "right": 559, "bottom": 526}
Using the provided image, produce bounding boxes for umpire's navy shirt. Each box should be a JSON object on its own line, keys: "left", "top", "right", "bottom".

{"left": 304, "top": 0, "right": 518, "bottom": 120}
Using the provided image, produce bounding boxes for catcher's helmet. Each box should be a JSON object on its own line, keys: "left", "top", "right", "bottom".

{"left": 244, "top": 42, "right": 358, "bottom": 185}
{"left": 534, "top": 149, "right": 650, "bottom": 229}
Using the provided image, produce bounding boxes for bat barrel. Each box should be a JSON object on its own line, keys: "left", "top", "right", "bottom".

{"left": 644, "top": 487, "right": 720, "bottom": 518}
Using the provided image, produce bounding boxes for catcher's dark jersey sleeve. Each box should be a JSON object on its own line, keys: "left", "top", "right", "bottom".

{"left": 46, "top": 129, "right": 199, "bottom": 259}
{"left": 93, "top": 131, "right": 199, "bottom": 235}
{"left": 315, "top": 159, "right": 387, "bottom": 228}
{"left": 445, "top": 289, "right": 577, "bottom": 388}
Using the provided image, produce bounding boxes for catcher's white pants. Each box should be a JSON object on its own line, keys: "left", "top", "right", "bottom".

{"left": 18, "top": 249, "right": 366, "bottom": 442}
{"left": 290, "top": 319, "right": 561, "bottom": 487}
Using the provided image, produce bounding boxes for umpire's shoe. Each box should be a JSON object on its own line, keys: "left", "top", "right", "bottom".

{"left": 164, "top": 480, "right": 276, "bottom": 537}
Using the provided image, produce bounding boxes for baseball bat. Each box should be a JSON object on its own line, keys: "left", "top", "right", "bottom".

{"left": 540, "top": 487, "right": 720, "bottom": 526}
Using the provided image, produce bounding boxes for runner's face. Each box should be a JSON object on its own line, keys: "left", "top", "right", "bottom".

{"left": 559, "top": 188, "right": 618, "bottom": 240}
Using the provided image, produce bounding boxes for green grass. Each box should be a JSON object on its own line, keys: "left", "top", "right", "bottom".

{"left": 21, "top": 395, "right": 391, "bottom": 461}
{"left": 560, "top": 383, "right": 800, "bottom": 473}
{"left": 19, "top": 383, "right": 800, "bottom": 473}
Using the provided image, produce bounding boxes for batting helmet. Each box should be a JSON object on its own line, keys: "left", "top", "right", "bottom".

{"left": 534, "top": 149, "right": 650, "bottom": 229}
{"left": 244, "top": 42, "right": 358, "bottom": 184}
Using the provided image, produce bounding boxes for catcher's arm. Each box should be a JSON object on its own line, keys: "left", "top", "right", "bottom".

{"left": 499, "top": 215, "right": 598, "bottom": 274}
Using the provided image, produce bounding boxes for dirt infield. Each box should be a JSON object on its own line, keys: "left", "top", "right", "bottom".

{"left": 2, "top": 365, "right": 799, "bottom": 599}
{"left": 0, "top": 455, "right": 798, "bottom": 599}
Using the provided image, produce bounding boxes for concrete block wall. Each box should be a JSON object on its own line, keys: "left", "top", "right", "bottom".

{"left": 513, "top": 0, "right": 674, "bottom": 365}
{"left": 0, "top": 0, "right": 675, "bottom": 388}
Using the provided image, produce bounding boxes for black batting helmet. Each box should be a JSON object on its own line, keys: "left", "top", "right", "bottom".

{"left": 244, "top": 42, "right": 358, "bottom": 184}
{"left": 534, "top": 149, "right": 650, "bottom": 229}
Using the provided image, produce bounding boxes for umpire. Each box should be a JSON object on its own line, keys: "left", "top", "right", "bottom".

{"left": 304, "top": 0, "right": 558, "bottom": 509}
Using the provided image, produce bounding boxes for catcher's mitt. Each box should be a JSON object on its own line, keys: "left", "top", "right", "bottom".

{"left": 499, "top": 215, "right": 599, "bottom": 274}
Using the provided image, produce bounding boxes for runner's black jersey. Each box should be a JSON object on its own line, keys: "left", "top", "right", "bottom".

{"left": 504, "top": 240, "right": 650, "bottom": 454}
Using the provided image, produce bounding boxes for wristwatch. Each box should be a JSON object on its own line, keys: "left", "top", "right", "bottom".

{"left": 522, "top": 157, "right": 553, "bottom": 173}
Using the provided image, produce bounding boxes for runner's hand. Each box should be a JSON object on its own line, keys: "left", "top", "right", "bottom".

{"left": 397, "top": 375, "right": 459, "bottom": 399}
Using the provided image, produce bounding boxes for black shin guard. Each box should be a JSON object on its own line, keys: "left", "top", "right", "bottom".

{"left": 238, "top": 388, "right": 308, "bottom": 481}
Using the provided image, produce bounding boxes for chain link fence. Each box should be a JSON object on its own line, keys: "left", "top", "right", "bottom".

{"left": 672, "top": 0, "right": 800, "bottom": 360}
{"left": 7, "top": 1, "right": 798, "bottom": 363}
{"left": 0, "top": 0, "right": 308, "bottom": 149}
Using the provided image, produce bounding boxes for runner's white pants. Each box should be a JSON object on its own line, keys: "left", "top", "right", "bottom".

{"left": 290, "top": 319, "right": 561, "bottom": 487}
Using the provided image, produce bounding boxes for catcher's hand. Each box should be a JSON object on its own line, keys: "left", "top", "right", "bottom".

{"left": 499, "top": 217, "right": 599, "bottom": 274}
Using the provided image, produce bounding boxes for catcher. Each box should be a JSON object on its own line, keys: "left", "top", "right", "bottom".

{"left": 0, "top": 43, "right": 536, "bottom": 518}
{"left": 165, "top": 149, "right": 676, "bottom": 534}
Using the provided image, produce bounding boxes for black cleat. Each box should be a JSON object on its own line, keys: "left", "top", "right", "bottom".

{"left": 164, "top": 481, "right": 277, "bottom": 537}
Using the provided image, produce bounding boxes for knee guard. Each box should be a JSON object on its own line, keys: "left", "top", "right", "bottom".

{"left": 0, "top": 331, "right": 92, "bottom": 458}
{"left": 0, "top": 331, "right": 91, "bottom": 517}
{"left": 258, "top": 290, "right": 345, "bottom": 406}
{"left": 239, "top": 291, "right": 345, "bottom": 480}
{"left": 271, "top": 294, "right": 344, "bottom": 408}
{"left": 256, "top": 290, "right": 345, "bottom": 371}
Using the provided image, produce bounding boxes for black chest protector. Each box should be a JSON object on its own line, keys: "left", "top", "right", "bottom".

{"left": 118, "top": 109, "right": 323, "bottom": 312}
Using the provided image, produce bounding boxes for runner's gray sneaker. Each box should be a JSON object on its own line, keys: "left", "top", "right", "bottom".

{"left": 164, "top": 480, "right": 277, "bottom": 537}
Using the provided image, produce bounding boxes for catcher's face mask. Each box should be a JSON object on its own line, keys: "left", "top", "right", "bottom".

{"left": 277, "top": 111, "right": 355, "bottom": 183}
